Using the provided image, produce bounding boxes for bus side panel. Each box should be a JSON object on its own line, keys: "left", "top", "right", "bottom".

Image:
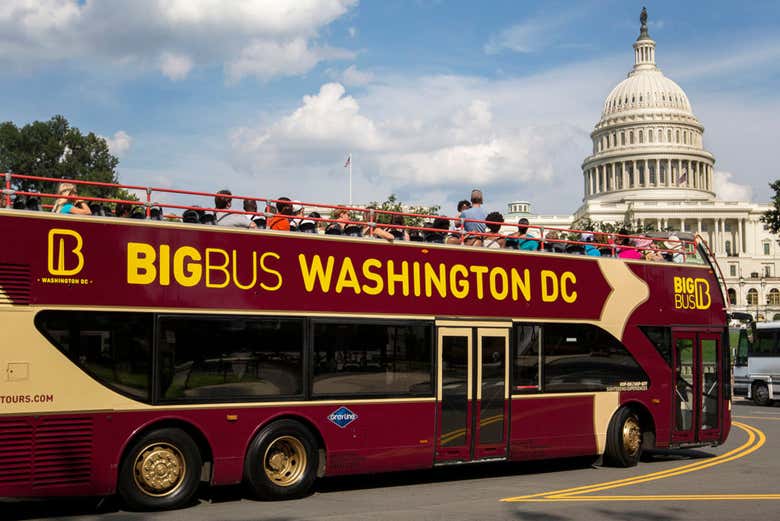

{"left": 508, "top": 395, "right": 597, "bottom": 461}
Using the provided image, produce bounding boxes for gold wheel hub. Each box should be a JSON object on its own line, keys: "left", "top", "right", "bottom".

{"left": 133, "top": 442, "right": 186, "bottom": 497}
{"left": 622, "top": 416, "right": 642, "bottom": 456}
{"left": 263, "top": 436, "right": 306, "bottom": 487}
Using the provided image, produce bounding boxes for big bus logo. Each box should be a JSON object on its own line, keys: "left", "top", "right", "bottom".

{"left": 673, "top": 276, "right": 711, "bottom": 310}
{"left": 47, "top": 229, "right": 85, "bottom": 276}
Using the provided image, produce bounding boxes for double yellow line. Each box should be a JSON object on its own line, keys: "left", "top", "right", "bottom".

{"left": 502, "top": 421, "right": 774, "bottom": 502}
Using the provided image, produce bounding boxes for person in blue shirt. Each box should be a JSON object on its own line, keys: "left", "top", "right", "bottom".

{"left": 460, "top": 189, "right": 487, "bottom": 246}
{"left": 51, "top": 182, "right": 92, "bottom": 215}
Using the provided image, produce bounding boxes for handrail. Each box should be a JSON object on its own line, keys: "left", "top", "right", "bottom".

{"left": 1, "top": 172, "right": 702, "bottom": 261}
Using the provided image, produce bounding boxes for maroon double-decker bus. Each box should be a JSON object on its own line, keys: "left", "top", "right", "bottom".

{"left": 0, "top": 178, "right": 729, "bottom": 510}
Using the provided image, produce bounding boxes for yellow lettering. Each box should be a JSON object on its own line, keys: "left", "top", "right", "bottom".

{"left": 298, "top": 254, "right": 334, "bottom": 292}
{"left": 424, "top": 262, "right": 447, "bottom": 298}
{"left": 127, "top": 242, "right": 157, "bottom": 285}
{"left": 510, "top": 268, "right": 531, "bottom": 302}
{"left": 561, "top": 271, "right": 577, "bottom": 303}
{"left": 673, "top": 276, "right": 683, "bottom": 293}
{"left": 336, "top": 257, "right": 361, "bottom": 294}
{"left": 695, "top": 278, "right": 711, "bottom": 310}
{"left": 173, "top": 246, "right": 202, "bottom": 287}
{"left": 259, "top": 252, "right": 282, "bottom": 291}
{"left": 387, "top": 260, "right": 409, "bottom": 296}
{"left": 541, "top": 270, "right": 558, "bottom": 302}
{"left": 159, "top": 244, "right": 170, "bottom": 286}
{"left": 205, "top": 248, "right": 230, "bottom": 288}
{"left": 48, "top": 229, "right": 84, "bottom": 276}
{"left": 685, "top": 277, "right": 695, "bottom": 294}
{"left": 469, "top": 265, "right": 488, "bottom": 299}
{"left": 361, "top": 259, "right": 384, "bottom": 295}
{"left": 232, "top": 250, "right": 257, "bottom": 290}
{"left": 450, "top": 264, "right": 469, "bottom": 299}
{"left": 489, "top": 267, "right": 508, "bottom": 300}
{"left": 412, "top": 261, "right": 421, "bottom": 297}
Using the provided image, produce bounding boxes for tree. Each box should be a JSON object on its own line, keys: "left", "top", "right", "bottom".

{"left": 761, "top": 180, "right": 780, "bottom": 234}
{"left": 366, "top": 194, "right": 441, "bottom": 227}
{"left": 0, "top": 115, "right": 127, "bottom": 201}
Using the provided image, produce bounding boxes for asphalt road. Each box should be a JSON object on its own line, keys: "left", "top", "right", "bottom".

{"left": 6, "top": 398, "right": 780, "bottom": 521}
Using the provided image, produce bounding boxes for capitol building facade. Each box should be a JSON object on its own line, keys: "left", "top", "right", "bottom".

{"left": 507, "top": 10, "right": 779, "bottom": 322}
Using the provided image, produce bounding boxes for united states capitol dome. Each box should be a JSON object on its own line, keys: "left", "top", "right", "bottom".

{"left": 581, "top": 7, "right": 715, "bottom": 204}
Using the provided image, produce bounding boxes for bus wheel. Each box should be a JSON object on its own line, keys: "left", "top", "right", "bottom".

{"left": 117, "top": 428, "right": 202, "bottom": 511}
{"left": 603, "top": 407, "right": 642, "bottom": 467}
{"left": 244, "top": 420, "right": 318, "bottom": 500}
{"left": 752, "top": 382, "right": 773, "bottom": 406}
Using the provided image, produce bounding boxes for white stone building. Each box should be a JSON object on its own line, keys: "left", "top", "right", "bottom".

{"left": 506, "top": 9, "right": 779, "bottom": 322}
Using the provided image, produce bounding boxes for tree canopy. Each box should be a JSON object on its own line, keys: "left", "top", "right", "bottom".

{"left": 0, "top": 115, "right": 123, "bottom": 200}
{"left": 761, "top": 180, "right": 780, "bottom": 235}
{"left": 365, "top": 194, "right": 441, "bottom": 227}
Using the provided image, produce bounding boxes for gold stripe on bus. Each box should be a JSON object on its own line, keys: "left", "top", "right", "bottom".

{"left": 435, "top": 319, "right": 512, "bottom": 328}
{"left": 596, "top": 258, "right": 650, "bottom": 340}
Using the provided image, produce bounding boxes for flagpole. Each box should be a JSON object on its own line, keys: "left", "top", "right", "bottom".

{"left": 348, "top": 152, "right": 353, "bottom": 206}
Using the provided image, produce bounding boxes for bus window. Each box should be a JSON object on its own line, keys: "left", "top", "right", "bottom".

{"left": 312, "top": 321, "right": 433, "bottom": 397}
{"left": 35, "top": 311, "right": 153, "bottom": 402}
{"left": 542, "top": 324, "right": 648, "bottom": 392}
{"left": 640, "top": 326, "right": 672, "bottom": 367}
{"left": 754, "top": 330, "right": 779, "bottom": 356}
{"left": 157, "top": 316, "right": 304, "bottom": 402}
{"left": 513, "top": 325, "right": 540, "bottom": 392}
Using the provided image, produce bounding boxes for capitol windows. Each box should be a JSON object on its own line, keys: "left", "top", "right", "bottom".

{"left": 728, "top": 288, "right": 737, "bottom": 305}
{"left": 729, "top": 265, "right": 737, "bottom": 277}
{"left": 630, "top": 131, "right": 634, "bottom": 144}
{"left": 657, "top": 129, "right": 662, "bottom": 142}
{"left": 676, "top": 130, "right": 680, "bottom": 143}
{"left": 638, "top": 130, "right": 644, "bottom": 143}
{"left": 764, "top": 242, "right": 771, "bottom": 255}
{"left": 747, "top": 289, "right": 759, "bottom": 306}
{"left": 667, "top": 129, "right": 672, "bottom": 142}
{"left": 621, "top": 132, "right": 626, "bottom": 145}
{"left": 611, "top": 133, "right": 616, "bottom": 147}
{"left": 649, "top": 129, "right": 654, "bottom": 143}
{"left": 768, "top": 289, "right": 780, "bottom": 306}
{"left": 725, "top": 240, "right": 732, "bottom": 256}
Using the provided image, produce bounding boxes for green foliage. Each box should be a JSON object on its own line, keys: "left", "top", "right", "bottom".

{"left": 0, "top": 115, "right": 124, "bottom": 202}
{"left": 366, "top": 194, "right": 440, "bottom": 227}
{"left": 761, "top": 180, "right": 780, "bottom": 234}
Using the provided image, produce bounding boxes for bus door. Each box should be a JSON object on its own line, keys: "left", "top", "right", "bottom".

{"left": 672, "top": 331, "right": 722, "bottom": 444}
{"left": 435, "top": 326, "right": 510, "bottom": 463}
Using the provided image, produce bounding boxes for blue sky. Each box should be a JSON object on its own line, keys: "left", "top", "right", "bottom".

{"left": 1, "top": 0, "right": 778, "bottom": 214}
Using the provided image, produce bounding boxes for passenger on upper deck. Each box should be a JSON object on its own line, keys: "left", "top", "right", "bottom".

{"left": 215, "top": 189, "right": 256, "bottom": 228}
{"left": 616, "top": 230, "right": 642, "bottom": 259}
{"left": 664, "top": 235, "right": 684, "bottom": 263}
{"left": 425, "top": 217, "right": 450, "bottom": 243}
{"left": 386, "top": 214, "right": 410, "bottom": 241}
{"left": 483, "top": 212, "right": 505, "bottom": 249}
{"left": 446, "top": 200, "right": 471, "bottom": 245}
{"left": 52, "top": 182, "right": 91, "bottom": 215}
{"left": 460, "top": 189, "right": 486, "bottom": 246}
{"left": 268, "top": 197, "right": 293, "bottom": 231}
{"left": 507, "top": 218, "right": 539, "bottom": 251}
{"left": 243, "top": 199, "right": 266, "bottom": 228}
{"left": 580, "top": 233, "right": 602, "bottom": 256}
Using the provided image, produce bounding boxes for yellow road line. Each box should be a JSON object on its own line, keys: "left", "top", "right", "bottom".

{"left": 502, "top": 422, "right": 767, "bottom": 503}
{"left": 734, "top": 415, "right": 780, "bottom": 421}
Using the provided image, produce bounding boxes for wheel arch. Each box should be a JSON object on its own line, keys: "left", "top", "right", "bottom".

{"left": 117, "top": 418, "right": 214, "bottom": 487}
{"left": 621, "top": 400, "right": 657, "bottom": 450}
{"left": 244, "top": 413, "right": 327, "bottom": 476}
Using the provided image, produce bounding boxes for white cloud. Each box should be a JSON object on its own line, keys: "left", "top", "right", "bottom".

{"left": 714, "top": 170, "right": 753, "bottom": 202}
{"left": 484, "top": 7, "right": 588, "bottom": 54}
{"left": 103, "top": 131, "right": 133, "bottom": 157}
{"left": 338, "top": 64, "right": 374, "bottom": 86}
{"left": 348, "top": 26, "right": 357, "bottom": 38}
{"left": 0, "top": 0, "right": 357, "bottom": 82}
{"left": 159, "top": 52, "right": 193, "bottom": 80}
{"left": 226, "top": 39, "right": 354, "bottom": 83}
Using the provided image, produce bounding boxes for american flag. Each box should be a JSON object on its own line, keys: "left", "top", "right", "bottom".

{"left": 344, "top": 154, "right": 351, "bottom": 168}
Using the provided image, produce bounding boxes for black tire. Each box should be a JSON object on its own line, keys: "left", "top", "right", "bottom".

{"left": 603, "top": 407, "right": 642, "bottom": 467}
{"left": 752, "top": 382, "right": 773, "bottom": 406}
{"left": 117, "top": 428, "right": 202, "bottom": 511}
{"left": 244, "top": 420, "right": 318, "bottom": 500}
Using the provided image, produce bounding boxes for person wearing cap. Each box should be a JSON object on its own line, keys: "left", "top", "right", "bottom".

{"left": 580, "top": 233, "right": 601, "bottom": 256}
{"left": 215, "top": 189, "right": 256, "bottom": 228}
{"left": 664, "top": 235, "right": 684, "bottom": 263}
